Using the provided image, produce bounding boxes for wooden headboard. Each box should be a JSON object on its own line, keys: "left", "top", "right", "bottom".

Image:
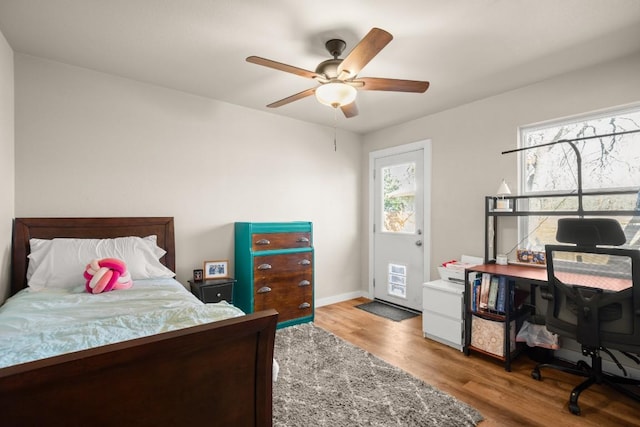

{"left": 11, "top": 217, "right": 175, "bottom": 296}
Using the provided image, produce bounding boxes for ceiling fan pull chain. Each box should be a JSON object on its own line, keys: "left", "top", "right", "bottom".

{"left": 333, "top": 107, "right": 338, "bottom": 151}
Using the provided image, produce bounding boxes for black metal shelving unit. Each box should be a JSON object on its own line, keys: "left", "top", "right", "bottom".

{"left": 463, "top": 265, "right": 543, "bottom": 371}
{"left": 484, "top": 189, "right": 640, "bottom": 263}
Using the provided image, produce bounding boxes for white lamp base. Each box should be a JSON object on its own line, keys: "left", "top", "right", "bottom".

{"left": 496, "top": 199, "right": 510, "bottom": 210}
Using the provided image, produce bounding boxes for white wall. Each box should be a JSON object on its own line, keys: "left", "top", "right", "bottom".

{"left": 13, "top": 54, "right": 363, "bottom": 304}
{"left": 363, "top": 52, "right": 640, "bottom": 283}
{"left": 0, "top": 29, "right": 14, "bottom": 301}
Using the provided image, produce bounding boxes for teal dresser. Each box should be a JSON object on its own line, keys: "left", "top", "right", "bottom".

{"left": 234, "top": 222, "right": 314, "bottom": 328}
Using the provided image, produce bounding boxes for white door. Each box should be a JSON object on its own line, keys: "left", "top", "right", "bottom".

{"left": 373, "top": 148, "right": 425, "bottom": 311}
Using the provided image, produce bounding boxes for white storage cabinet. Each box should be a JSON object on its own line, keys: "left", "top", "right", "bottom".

{"left": 422, "top": 279, "right": 465, "bottom": 351}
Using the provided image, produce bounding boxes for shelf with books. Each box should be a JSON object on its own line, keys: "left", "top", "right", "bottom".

{"left": 464, "top": 267, "right": 533, "bottom": 371}
{"left": 469, "top": 272, "right": 530, "bottom": 317}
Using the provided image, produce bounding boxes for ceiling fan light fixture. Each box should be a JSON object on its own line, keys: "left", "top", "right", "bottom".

{"left": 315, "top": 82, "right": 357, "bottom": 108}
{"left": 248, "top": 28, "right": 428, "bottom": 119}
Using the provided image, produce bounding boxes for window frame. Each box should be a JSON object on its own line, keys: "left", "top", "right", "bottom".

{"left": 514, "top": 103, "right": 640, "bottom": 252}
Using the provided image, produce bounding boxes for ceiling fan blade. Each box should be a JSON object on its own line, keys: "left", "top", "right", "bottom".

{"left": 267, "top": 87, "right": 316, "bottom": 108}
{"left": 356, "top": 77, "right": 430, "bottom": 93}
{"left": 337, "top": 28, "right": 393, "bottom": 80}
{"left": 341, "top": 102, "right": 359, "bottom": 118}
{"left": 247, "top": 56, "right": 321, "bottom": 80}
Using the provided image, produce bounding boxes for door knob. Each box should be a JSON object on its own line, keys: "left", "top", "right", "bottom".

{"left": 415, "top": 240, "right": 423, "bottom": 247}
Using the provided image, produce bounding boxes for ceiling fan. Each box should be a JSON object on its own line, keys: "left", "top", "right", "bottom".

{"left": 246, "top": 28, "right": 430, "bottom": 118}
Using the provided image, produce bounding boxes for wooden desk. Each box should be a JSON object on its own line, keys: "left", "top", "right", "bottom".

{"left": 464, "top": 262, "right": 631, "bottom": 371}
{"left": 469, "top": 263, "right": 548, "bottom": 284}
{"left": 470, "top": 263, "right": 631, "bottom": 291}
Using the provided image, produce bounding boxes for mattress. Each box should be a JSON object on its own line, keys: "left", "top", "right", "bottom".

{"left": 0, "top": 278, "right": 245, "bottom": 368}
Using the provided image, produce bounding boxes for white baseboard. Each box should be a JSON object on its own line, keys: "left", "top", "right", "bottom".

{"left": 316, "top": 290, "right": 370, "bottom": 308}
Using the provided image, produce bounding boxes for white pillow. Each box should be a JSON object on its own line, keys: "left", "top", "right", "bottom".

{"left": 26, "top": 238, "right": 54, "bottom": 281}
{"left": 26, "top": 236, "right": 166, "bottom": 279}
{"left": 27, "top": 235, "right": 175, "bottom": 290}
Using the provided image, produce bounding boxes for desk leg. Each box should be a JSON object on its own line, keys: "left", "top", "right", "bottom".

{"left": 463, "top": 270, "right": 472, "bottom": 356}
{"left": 504, "top": 280, "right": 512, "bottom": 371}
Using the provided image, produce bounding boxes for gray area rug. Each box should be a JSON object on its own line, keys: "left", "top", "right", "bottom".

{"left": 355, "top": 300, "right": 419, "bottom": 322}
{"left": 273, "top": 323, "right": 483, "bottom": 426}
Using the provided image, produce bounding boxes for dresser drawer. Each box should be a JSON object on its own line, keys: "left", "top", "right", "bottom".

{"left": 253, "top": 279, "right": 313, "bottom": 322}
{"left": 423, "top": 312, "right": 463, "bottom": 350}
{"left": 423, "top": 280, "right": 463, "bottom": 319}
{"left": 253, "top": 253, "right": 312, "bottom": 280}
{"left": 252, "top": 232, "right": 311, "bottom": 251}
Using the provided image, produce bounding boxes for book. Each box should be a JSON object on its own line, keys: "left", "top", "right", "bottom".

{"left": 479, "top": 273, "right": 491, "bottom": 310}
{"left": 472, "top": 274, "right": 482, "bottom": 312}
{"left": 471, "top": 279, "right": 477, "bottom": 311}
{"left": 496, "top": 276, "right": 507, "bottom": 313}
{"left": 488, "top": 276, "right": 499, "bottom": 310}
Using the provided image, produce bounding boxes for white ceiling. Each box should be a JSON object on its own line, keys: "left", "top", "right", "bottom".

{"left": 1, "top": 0, "right": 639, "bottom": 134}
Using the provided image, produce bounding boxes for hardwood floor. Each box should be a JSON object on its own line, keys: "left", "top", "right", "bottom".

{"left": 314, "top": 297, "right": 640, "bottom": 427}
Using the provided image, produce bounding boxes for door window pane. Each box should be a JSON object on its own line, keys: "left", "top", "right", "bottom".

{"left": 382, "top": 162, "right": 416, "bottom": 233}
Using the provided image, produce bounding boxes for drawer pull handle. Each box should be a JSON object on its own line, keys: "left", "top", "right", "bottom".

{"left": 257, "top": 286, "right": 272, "bottom": 294}
{"left": 297, "top": 237, "right": 310, "bottom": 243}
{"left": 298, "top": 302, "right": 311, "bottom": 309}
{"left": 256, "top": 239, "right": 271, "bottom": 245}
{"left": 298, "top": 259, "right": 311, "bottom": 266}
{"left": 216, "top": 293, "right": 222, "bottom": 298}
{"left": 257, "top": 263, "right": 272, "bottom": 270}
{"left": 298, "top": 280, "right": 311, "bottom": 287}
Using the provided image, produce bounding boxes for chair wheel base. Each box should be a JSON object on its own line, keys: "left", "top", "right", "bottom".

{"left": 569, "top": 402, "right": 581, "bottom": 415}
{"left": 531, "top": 368, "right": 542, "bottom": 381}
{"left": 576, "top": 360, "right": 590, "bottom": 371}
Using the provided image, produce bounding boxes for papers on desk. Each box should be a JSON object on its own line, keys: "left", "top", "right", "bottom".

{"left": 438, "top": 255, "right": 483, "bottom": 283}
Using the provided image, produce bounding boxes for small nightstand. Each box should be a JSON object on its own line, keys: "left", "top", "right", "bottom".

{"left": 188, "top": 278, "right": 235, "bottom": 304}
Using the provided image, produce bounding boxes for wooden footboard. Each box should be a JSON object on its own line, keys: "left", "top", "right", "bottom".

{"left": 0, "top": 309, "right": 278, "bottom": 426}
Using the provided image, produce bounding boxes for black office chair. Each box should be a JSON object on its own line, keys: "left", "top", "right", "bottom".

{"left": 532, "top": 218, "right": 640, "bottom": 415}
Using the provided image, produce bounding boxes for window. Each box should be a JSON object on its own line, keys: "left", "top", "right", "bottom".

{"left": 517, "top": 104, "right": 640, "bottom": 251}
{"left": 381, "top": 162, "right": 416, "bottom": 233}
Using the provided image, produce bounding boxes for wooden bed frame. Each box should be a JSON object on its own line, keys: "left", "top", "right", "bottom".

{"left": 1, "top": 217, "right": 278, "bottom": 426}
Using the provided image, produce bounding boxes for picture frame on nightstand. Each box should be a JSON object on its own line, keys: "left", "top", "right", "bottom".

{"left": 204, "top": 260, "right": 229, "bottom": 279}
{"left": 192, "top": 269, "right": 204, "bottom": 282}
